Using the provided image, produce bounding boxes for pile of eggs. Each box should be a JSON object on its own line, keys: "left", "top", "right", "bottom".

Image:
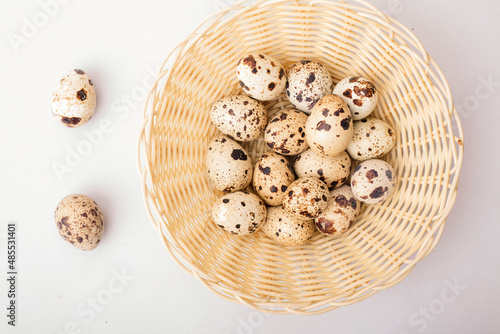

{"left": 207, "top": 53, "right": 396, "bottom": 246}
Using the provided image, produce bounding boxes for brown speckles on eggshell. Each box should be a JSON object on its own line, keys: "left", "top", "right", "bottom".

{"left": 316, "top": 218, "right": 337, "bottom": 234}
{"left": 61, "top": 117, "right": 82, "bottom": 126}
{"left": 242, "top": 55, "right": 257, "bottom": 68}
{"left": 366, "top": 169, "right": 378, "bottom": 181}
{"left": 316, "top": 121, "right": 331, "bottom": 131}
{"left": 259, "top": 165, "right": 271, "bottom": 175}
{"left": 353, "top": 99, "right": 363, "bottom": 107}
{"left": 239, "top": 80, "right": 250, "bottom": 91}
{"left": 343, "top": 89, "right": 352, "bottom": 99}
{"left": 370, "top": 186, "right": 386, "bottom": 199}
{"left": 353, "top": 84, "right": 375, "bottom": 99}
{"left": 306, "top": 73, "right": 316, "bottom": 85}
{"left": 333, "top": 108, "right": 345, "bottom": 117}
{"left": 279, "top": 68, "right": 285, "bottom": 80}
{"left": 76, "top": 89, "right": 87, "bottom": 101}
{"left": 340, "top": 116, "right": 352, "bottom": 130}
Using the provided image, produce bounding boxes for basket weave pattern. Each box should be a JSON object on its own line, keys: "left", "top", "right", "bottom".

{"left": 137, "top": 0, "right": 464, "bottom": 314}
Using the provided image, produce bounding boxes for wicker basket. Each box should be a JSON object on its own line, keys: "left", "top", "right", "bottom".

{"left": 137, "top": 0, "right": 464, "bottom": 315}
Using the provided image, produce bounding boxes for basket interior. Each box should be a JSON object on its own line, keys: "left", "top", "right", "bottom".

{"left": 140, "top": 0, "right": 463, "bottom": 314}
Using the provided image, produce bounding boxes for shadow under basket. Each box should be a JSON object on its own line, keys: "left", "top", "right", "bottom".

{"left": 137, "top": 0, "right": 464, "bottom": 315}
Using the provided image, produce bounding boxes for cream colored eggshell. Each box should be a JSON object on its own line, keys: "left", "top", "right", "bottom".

{"left": 283, "top": 177, "right": 330, "bottom": 219}
{"left": 236, "top": 53, "right": 286, "bottom": 101}
{"left": 333, "top": 76, "right": 379, "bottom": 120}
{"left": 347, "top": 118, "right": 397, "bottom": 161}
{"left": 351, "top": 159, "right": 396, "bottom": 204}
{"left": 206, "top": 135, "right": 253, "bottom": 192}
{"left": 210, "top": 95, "right": 268, "bottom": 142}
{"left": 262, "top": 206, "right": 315, "bottom": 246}
{"left": 286, "top": 60, "right": 333, "bottom": 114}
{"left": 305, "top": 94, "right": 353, "bottom": 157}
{"left": 264, "top": 109, "right": 309, "bottom": 156}
{"left": 315, "top": 185, "right": 360, "bottom": 236}
{"left": 253, "top": 152, "right": 296, "bottom": 206}
{"left": 212, "top": 191, "right": 267, "bottom": 235}
{"left": 294, "top": 149, "right": 351, "bottom": 190}
{"left": 54, "top": 194, "right": 104, "bottom": 251}
{"left": 52, "top": 69, "right": 96, "bottom": 127}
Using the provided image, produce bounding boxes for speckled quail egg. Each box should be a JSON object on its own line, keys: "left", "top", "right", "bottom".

{"left": 212, "top": 191, "right": 267, "bottom": 235}
{"left": 262, "top": 206, "right": 315, "bottom": 246}
{"left": 210, "top": 95, "right": 268, "bottom": 142}
{"left": 283, "top": 177, "right": 330, "bottom": 219}
{"left": 351, "top": 159, "right": 396, "bottom": 204}
{"left": 54, "top": 194, "right": 104, "bottom": 251}
{"left": 315, "top": 185, "right": 360, "bottom": 236}
{"left": 52, "top": 69, "right": 96, "bottom": 127}
{"left": 236, "top": 53, "right": 286, "bottom": 101}
{"left": 286, "top": 60, "right": 333, "bottom": 114}
{"left": 294, "top": 149, "right": 351, "bottom": 190}
{"left": 206, "top": 135, "right": 253, "bottom": 192}
{"left": 253, "top": 152, "right": 296, "bottom": 206}
{"left": 305, "top": 94, "right": 353, "bottom": 157}
{"left": 347, "top": 118, "right": 396, "bottom": 161}
{"left": 333, "top": 76, "right": 379, "bottom": 120}
{"left": 265, "top": 109, "right": 309, "bottom": 155}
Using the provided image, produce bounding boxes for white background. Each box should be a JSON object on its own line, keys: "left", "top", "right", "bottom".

{"left": 0, "top": 0, "right": 499, "bottom": 333}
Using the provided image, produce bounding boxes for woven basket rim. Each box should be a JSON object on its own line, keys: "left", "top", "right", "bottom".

{"left": 137, "top": 0, "right": 465, "bottom": 315}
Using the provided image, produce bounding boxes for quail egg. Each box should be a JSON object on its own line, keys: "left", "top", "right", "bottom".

{"left": 262, "top": 206, "right": 315, "bottom": 246}
{"left": 54, "top": 194, "right": 104, "bottom": 251}
{"left": 305, "top": 94, "right": 353, "bottom": 157}
{"left": 212, "top": 191, "right": 267, "bottom": 235}
{"left": 294, "top": 149, "right": 351, "bottom": 190}
{"left": 333, "top": 76, "right": 379, "bottom": 120}
{"left": 347, "top": 118, "right": 396, "bottom": 161}
{"left": 236, "top": 53, "right": 286, "bottom": 101}
{"left": 206, "top": 135, "right": 253, "bottom": 192}
{"left": 210, "top": 95, "right": 268, "bottom": 142}
{"left": 283, "top": 177, "right": 330, "bottom": 219}
{"left": 52, "top": 69, "right": 96, "bottom": 127}
{"left": 286, "top": 60, "right": 333, "bottom": 114}
{"left": 315, "top": 185, "right": 360, "bottom": 236}
{"left": 253, "top": 152, "right": 296, "bottom": 206}
{"left": 265, "top": 109, "right": 309, "bottom": 155}
{"left": 351, "top": 159, "right": 396, "bottom": 204}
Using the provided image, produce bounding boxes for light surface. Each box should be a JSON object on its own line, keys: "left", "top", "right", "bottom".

{"left": 0, "top": 0, "right": 498, "bottom": 333}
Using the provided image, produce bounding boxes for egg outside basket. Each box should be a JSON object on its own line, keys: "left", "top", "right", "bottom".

{"left": 137, "top": 0, "right": 464, "bottom": 314}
